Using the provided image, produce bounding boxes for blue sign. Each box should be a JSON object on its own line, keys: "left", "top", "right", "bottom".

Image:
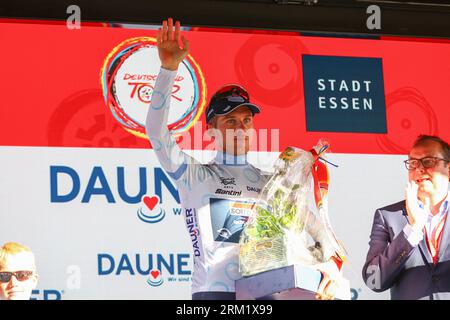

{"left": 302, "top": 55, "right": 387, "bottom": 133}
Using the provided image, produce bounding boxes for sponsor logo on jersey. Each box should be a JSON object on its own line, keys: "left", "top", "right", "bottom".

{"left": 246, "top": 186, "right": 261, "bottom": 193}
{"left": 185, "top": 208, "right": 201, "bottom": 257}
{"left": 215, "top": 188, "right": 242, "bottom": 196}
{"left": 219, "top": 177, "right": 236, "bottom": 186}
{"left": 210, "top": 199, "right": 255, "bottom": 243}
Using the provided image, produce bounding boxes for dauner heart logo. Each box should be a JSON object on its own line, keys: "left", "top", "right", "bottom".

{"left": 150, "top": 270, "right": 160, "bottom": 279}
{"left": 147, "top": 269, "right": 164, "bottom": 287}
{"left": 143, "top": 196, "right": 159, "bottom": 210}
{"left": 137, "top": 195, "right": 165, "bottom": 224}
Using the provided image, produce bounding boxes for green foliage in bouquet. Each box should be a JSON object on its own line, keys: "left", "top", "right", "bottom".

{"left": 246, "top": 184, "right": 304, "bottom": 240}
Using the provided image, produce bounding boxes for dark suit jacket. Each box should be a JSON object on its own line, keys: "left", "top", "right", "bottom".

{"left": 362, "top": 200, "right": 450, "bottom": 300}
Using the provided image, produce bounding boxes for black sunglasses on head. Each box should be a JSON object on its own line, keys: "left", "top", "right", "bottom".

{"left": 212, "top": 85, "right": 249, "bottom": 101}
{"left": 0, "top": 270, "right": 34, "bottom": 283}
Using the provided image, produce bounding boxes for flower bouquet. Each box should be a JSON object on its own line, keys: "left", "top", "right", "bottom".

{"left": 239, "top": 141, "right": 347, "bottom": 277}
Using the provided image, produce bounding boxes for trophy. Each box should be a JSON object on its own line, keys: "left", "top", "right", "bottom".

{"left": 236, "top": 142, "right": 350, "bottom": 300}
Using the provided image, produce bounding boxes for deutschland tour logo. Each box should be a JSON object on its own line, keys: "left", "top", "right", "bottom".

{"left": 100, "top": 36, "right": 207, "bottom": 139}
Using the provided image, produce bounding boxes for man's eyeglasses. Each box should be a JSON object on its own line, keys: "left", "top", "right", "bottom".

{"left": 404, "top": 157, "right": 448, "bottom": 170}
{"left": 0, "top": 271, "right": 34, "bottom": 283}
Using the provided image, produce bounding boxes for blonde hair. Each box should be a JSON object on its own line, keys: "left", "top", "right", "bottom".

{"left": 0, "top": 242, "right": 36, "bottom": 270}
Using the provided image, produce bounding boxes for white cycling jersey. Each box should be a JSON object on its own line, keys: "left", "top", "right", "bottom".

{"left": 146, "top": 68, "right": 270, "bottom": 294}
{"left": 145, "top": 68, "right": 336, "bottom": 295}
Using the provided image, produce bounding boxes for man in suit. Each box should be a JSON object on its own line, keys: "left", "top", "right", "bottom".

{"left": 362, "top": 135, "right": 450, "bottom": 299}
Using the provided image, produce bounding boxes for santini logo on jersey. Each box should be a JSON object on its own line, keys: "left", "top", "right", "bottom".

{"left": 215, "top": 189, "right": 242, "bottom": 196}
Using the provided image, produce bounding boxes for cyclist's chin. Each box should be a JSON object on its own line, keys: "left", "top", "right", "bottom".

{"left": 224, "top": 141, "right": 250, "bottom": 156}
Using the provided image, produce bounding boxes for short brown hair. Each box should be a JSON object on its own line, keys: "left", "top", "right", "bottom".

{"left": 413, "top": 135, "right": 450, "bottom": 161}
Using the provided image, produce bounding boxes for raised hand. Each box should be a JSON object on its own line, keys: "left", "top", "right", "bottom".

{"left": 405, "top": 181, "right": 428, "bottom": 231}
{"left": 156, "top": 18, "right": 190, "bottom": 71}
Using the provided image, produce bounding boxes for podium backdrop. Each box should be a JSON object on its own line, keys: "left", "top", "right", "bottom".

{"left": 1, "top": 19, "right": 449, "bottom": 299}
